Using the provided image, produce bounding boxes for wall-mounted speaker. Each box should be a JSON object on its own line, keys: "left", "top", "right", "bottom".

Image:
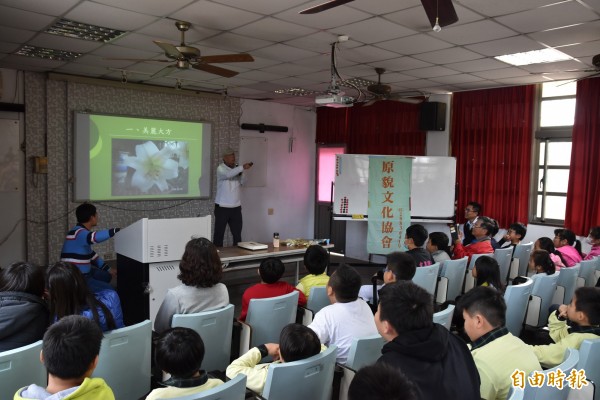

{"left": 419, "top": 101, "right": 446, "bottom": 131}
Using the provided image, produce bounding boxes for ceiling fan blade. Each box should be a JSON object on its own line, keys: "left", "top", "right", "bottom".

{"left": 153, "top": 40, "right": 183, "bottom": 59}
{"left": 362, "top": 99, "right": 378, "bottom": 106}
{"left": 192, "top": 63, "right": 238, "bottom": 78}
{"left": 151, "top": 65, "right": 177, "bottom": 78}
{"left": 200, "top": 54, "right": 254, "bottom": 63}
{"left": 299, "top": 0, "right": 355, "bottom": 14}
{"left": 421, "top": 0, "right": 458, "bottom": 28}
{"left": 103, "top": 58, "right": 171, "bottom": 62}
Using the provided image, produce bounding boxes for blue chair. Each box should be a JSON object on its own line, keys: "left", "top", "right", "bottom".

{"left": 578, "top": 260, "right": 597, "bottom": 288}
{"left": 92, "top": 320, "right": 152, "bottom": 400}
{"left": 495, "top": 246, "right": 514, "bottom": 286}
{"left": 523, "top": 348, "right": 579, "bottom": 400}
{"left": 576, "top": 338, "right": 600, "bottom": 400}
{"left": 508, "top": 387, "right": 525, "bottom": 400}
{"left": 307, "top": 286, "right": 330, "bottom": 314}
{"left": 552, "top": 265, "right": 579, "bottom": 305}
{"left": 433, "top": 304, "right": 455, "bottom": 330}
{"left": 171, "top": 304, "right": 234, "bottom": 372}
{"left": 525, "top": 272, "right": 559, "bottom": 327}
{"left": 463, "top": 253, "right": 489, "bottom": 293}
{"left": 412, "top": 263, "right": 440, "bottom": 296}
{"left": 504, "top": 278, "right": 534, "bottom": 337}
{"left": 261, "top": 345, "right": 337, "bottom": 400}
{"left": 435, "top": 257, "right": 468, "bottom": 303}
{"left": 510, "top": 242, "right": 533, "bottom": 280}
{"left": 345, "top": 334, "right": 385, "bottom": 370}
{"left": 156, "top": 374, "right": 247, "bottom": 400}
{"left": 0, "top": 340, "right": 46, "bottom": 400}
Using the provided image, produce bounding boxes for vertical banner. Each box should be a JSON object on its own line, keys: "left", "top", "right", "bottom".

{"left": 367, "top": 156, "right": 412, "bottom": 254}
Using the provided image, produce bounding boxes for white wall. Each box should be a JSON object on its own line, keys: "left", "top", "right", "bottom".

{"left": 239, "top": 100, "right": 316, "bottom": 243}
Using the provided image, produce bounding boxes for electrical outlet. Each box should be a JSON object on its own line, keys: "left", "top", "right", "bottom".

{"left": 268, "top": 208, "right": 274, "bottom": 215}
{"left": 104, "top": 252, "right": 116, "bottom": 260}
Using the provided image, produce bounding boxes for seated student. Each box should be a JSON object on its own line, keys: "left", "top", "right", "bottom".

{"left": 375, "top": 281, "right": 481, "bottom": 400}
{"left": 348, "top": 363, "right": 419, "bottom": 400}
{"left": 15, "top": 315, "right": 115, "bottom": 400}
{"left": 146, "top": 327, "right": 223, "bottom": 400}
{"left": 583, "top": 226, "right": 600, "bottom": 260}
{"left": 0, "top": 262, "right": 49, "bottom": 352}
{"left": 226, "top": 323, "right": 321, "bottom": 395}
{"left": 513, "top": 249, "right": 556, "bottom": 286}
{"left": 553, "top": 228, "right": 583, "bottom": 267}
{"left": 239, "top": 257, "right": 307, "bottom": 321}
{"left": 308, "top": 265, "right": 378, "bottom": 364}
{"left": 426, "top": 232, "right": 452, "bottom": 264}
{"left": 404, "top": 224, "right": 434, "bottom": 267}
{"left": 496, "top": 222, "right": 527, "bottom": 252}
{"left": 452, "top": 216, "right": 495, "bottom": 261}
{"left": 47, "top": 262, "right": 124, "bottom": 332}
{"left": 471, "top": 256, "right": 504, "bottom": 291}
{"left": 358, "top": 252, "right": 416, "bottom": 304}
{"left": 459, "top": 287, "right": 541, "bottom": 400}
{"left": 535, "top": 237, "right": 566, "bottom": 270}
{"left": 489, "top": 218, "right": 501, "bottom": 250}
{"left": 531, "top": 287, "right": 600, "bottom": 368}
{"left": 154, "top": 238, "right": 229, "bottom": 333}
{"left": 296, "top": 245, "right": 330, "bottom": 299}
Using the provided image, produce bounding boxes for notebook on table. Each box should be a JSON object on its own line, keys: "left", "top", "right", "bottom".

{"left": 237, "top": 241, "right": 268, "bottom": 251}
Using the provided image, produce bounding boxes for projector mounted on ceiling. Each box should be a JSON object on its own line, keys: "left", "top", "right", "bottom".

{"left": 316, "top": 40, "right": 356, "bottom": 108}
{"left": 315, "top": 93, "right": 354, "bottom": 108}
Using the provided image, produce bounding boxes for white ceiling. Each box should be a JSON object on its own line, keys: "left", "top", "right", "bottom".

{"left": 0, "top": 0, "right": 599, "bottom": 106}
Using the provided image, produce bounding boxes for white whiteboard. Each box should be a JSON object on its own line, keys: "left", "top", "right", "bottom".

{"left": 334, "top": 155, "right": 456, "bottom": 220}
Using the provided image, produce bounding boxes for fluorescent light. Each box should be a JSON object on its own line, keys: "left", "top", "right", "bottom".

{"left": 46, "top": 19, "right": 125, "bottom": 43}
{"left": 495, "top": 48, "right": 574, "bottom": 66}
{"left": 15, "top": 45, "right": 81, "bottom": 61}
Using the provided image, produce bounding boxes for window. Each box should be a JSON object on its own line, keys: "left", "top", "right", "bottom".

{"left": 532, "top": 81, "right": 576, "bottom": 223}
{"left": 317, "top": 146, "right": 345, "bottom": 202}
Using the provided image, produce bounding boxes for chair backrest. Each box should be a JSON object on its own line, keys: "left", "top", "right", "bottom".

{"left": 463, "top": 253, "right": 489, "bottom": 293}
{"left": 433, "top": 304, "right": 455, "bottom": 331}
{"left": 526, "top": 272, "right": 560, "bottom": 327}
{"left": 262, "top": 345, "right": 337, "bottom": 400}
{"left": 577, "top": 338, "right": 600, "bottom": 400}
{"left": 92, "top": 320, "right": 152, "bottom": 400}
{"left": 412, "top": 263, "right": 440, "bottom": 295}
{"left": 578, "top": 260, "right": 597, "bottom": 287}
{"left": 495, "top": 247, "right": 514, "bottom": 285}
{"left": 307, "top": 286, "right": 330, "bottom": 314}
{"left": 157, "top": 374, "right": 247, "bottom": 400}
{"left": 0, "top": 340, "right": 46, "bottom": 399}
{"left": 437, "top": 257, "right": 468, "bottom": 303}
{"left": 504, "top": 278, "right": 534, "bottom": 337}
{"left": 553, "top": 265, "right": 580, "bottom": 305}
{"left": 171, "top": 304, "right": 234, "bottom": 372}
{"left": 345, "top": 335, "right": 385, "bottom": 371}
{"left": 507, "top": 387, "right": 525, "bottom": 400}
{"left": 514, "top": 242, "right": 534, "bottom": 277}
{"left": 524, "top": 348, "right": 579, "bottom": 400}
{"left": 246, "top": 291, "right": 299, "bottom": 348}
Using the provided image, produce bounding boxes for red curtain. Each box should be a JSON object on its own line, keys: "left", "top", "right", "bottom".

{"left": 451, "top": 85, "right": 535, "bottom": 228}
{"left": 565, "top": 77, "right": 600, "bottom": 235}
{"left": 316, "top": 100, "right": 426, "bottom": 155}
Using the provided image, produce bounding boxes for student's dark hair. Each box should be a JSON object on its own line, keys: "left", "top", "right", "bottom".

{"left": 47, "top": 262, "right": 117, "bottom": 331}
{"left": 573, "top": 287, "right": 600, "bottom": 325}
{"left": 178, "top": 238, "right": 222, "bottom": 287}
{"left": 0, "top": 261, "right": 45, "bottom": 296}
{"left": 348, "top": 363, "right": 419, "bottom": 400}
{"left": 279, "top": 323, "right": 321, "bottom": 362}
{"left": 303, "top": 245, "right": 329, "bottom": 275}
{"left": 378, "top": 281, "right": 433, "bottom": 334}
{"left": 509, "top": 222, "right": 527, "bottom": 240}
{"left": 530, "top": 249, "right": 555, "bottom": 275}
{"left": 428, "top": 232, "right": 451, "bottom": 257}
{"left": 405, "top": 224, "right": 428, "bottom": 247}
{"left": 258, "top": 257, "right": 285, "bottom": 284}
{"left": 155, "top": 327, "right": 205, "bottom": 378}
{"left": 386, "top": 252, "right": 416, "bottom": 281}
{"left": 75, "top": 203, "right": 96, "bottom": 224}
{"left": 554, "top": 228, "right": 583, "bottom": 256}
{"left": 458, "top": 286, "right": 506, "bottom": 328}
{"left": 42, "top": 315, "right": 103, "bottom": 379}
{"left": 536, "top": 237, "right": 568, "bottom": 266}
{"left": 588, "top": 226, "right": 600, "bottom": 240}
{"left": 468, "top": 201, "right": 482, "bottom": 214}
{"left": 474, "top": 256, "right": 504, "bottom": 290}
{"left": 328, "top": 264, "right": 361, "bottom": 303}
{"left": 478, "top": 216, "right": 495, "bottom": 236}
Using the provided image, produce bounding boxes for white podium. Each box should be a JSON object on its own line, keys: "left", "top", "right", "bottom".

{"left": 116, "top": 216, "right": 211, "bottom": 325}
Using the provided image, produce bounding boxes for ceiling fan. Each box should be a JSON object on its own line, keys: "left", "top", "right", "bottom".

{"left": 362, "top": 68, "right": 427, "bottom": 106}
{"left": 106, "top": 20, "right": 254, "bottom": 78}
{"left": 300, "top": 0, "right": 459, "bottom": 30}
{"left": 532, "top": 54, "right": 600, "bottom": 83}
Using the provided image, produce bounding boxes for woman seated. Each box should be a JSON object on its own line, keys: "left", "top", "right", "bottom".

{"left": 0, "top": 262, "right": 49, "bottom": 351}
{"left": 47, "top": 261, "right": 124, "bottom": 332}
{"left": 534, "top": 237, "right": 566, "bottom": 270}
{"left": 154, "top": 237, "right": 229, "bottom": 333}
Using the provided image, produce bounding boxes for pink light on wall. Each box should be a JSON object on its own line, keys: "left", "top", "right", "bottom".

{"left": 318, "top": 147, "right": 345, "bottom": 202}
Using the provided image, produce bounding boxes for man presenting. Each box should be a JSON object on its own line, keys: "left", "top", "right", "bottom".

{"left": 213, "top": 148, "right": 253, "bottom": 247}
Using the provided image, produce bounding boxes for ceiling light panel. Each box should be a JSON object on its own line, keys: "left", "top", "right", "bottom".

{"left": 15, "top": 44, "right": 81, "bottom": 61}
{"left": 46, "top": 19, "right": 126, "bottom": 42}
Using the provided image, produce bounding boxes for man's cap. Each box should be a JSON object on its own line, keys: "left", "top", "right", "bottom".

{"left": 222, "top": 147, "right": 235, "bottom": 157}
